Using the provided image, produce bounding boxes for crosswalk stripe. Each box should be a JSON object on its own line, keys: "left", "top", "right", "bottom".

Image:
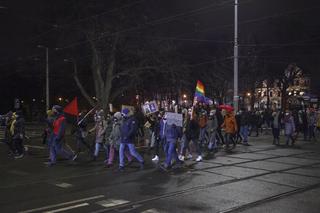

{"left": 96, "top": 199, "right": 129, "bottom": 208}
{"left": 18, "top": 195, "right": 104, "bottom": 213}
{"left": 43, "top": 203, "right": 89, "bottom": 213}
{"left": 54, "top": 182, "right": 73, "bottom": 188}
{"left": 141, "top": 209, "right": 162, "bottom": 213}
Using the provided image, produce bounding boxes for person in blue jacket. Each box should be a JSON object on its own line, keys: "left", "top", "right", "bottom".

{"left": 159, "top": 113, "right": 183, "bottom": 171}
{"left": 119, "top": 108, "right": 144, "bottom": 171}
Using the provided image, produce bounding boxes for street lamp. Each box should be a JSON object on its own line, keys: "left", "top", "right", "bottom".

{"left": 37, "top": 45, "right": 49, "bottom": 110}
{"left": 233, "top": 0, "right": 239, "bottom": 112}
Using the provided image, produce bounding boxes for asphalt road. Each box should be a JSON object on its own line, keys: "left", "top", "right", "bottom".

{"left": 1, "top": 133, "right": 320, "bottom": 213}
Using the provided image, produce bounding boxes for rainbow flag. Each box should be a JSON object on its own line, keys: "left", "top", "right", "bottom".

{"left": 195, "top": 80, "right": 205, "bottom": 97}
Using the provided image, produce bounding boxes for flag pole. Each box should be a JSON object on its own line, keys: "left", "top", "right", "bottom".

{"left": 77, "top": 105, "right": 98, "bottom": 125}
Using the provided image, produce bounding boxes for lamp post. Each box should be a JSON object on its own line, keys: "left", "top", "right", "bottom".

{"left": 38, "top": 45, "right": 49, "bottom": 110}
{"left": 233, "top": 0, "right": 239, "bottom": 112}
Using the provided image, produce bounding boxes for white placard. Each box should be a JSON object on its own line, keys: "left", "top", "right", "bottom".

{"left": 165, "top": 112, "right": 183, "bottom": 127}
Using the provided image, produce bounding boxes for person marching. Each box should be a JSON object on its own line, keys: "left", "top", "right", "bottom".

{"left": 11, "top": 111, "right": 25, "bottom": 159}
{"left": 107, "top": 112, "right": 133, "bottom": 167}
{"left": 119, "top": 108, "right": 144, "bottom": 171}
{"left": 160, "top": 113, "right": 183, "bottom": 171}
{"left": 221, "top": 109, "right": 238, "bottom": 151}
{"left": 207, "top": 109, "right": 218, "bottom": 153}
{"left": 284, "top": 111, "right": 296, "bottom": 146}
{"left": 72, "top": 111, "right": 92, "bottom": 161}
{"left": 48, "top": 105, "right": 74, "bottom": 166}
{"left": 89, "top": 110, "right": 108, "bottom": 161}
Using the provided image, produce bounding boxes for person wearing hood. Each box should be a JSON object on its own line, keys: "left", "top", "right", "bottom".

{"left": 284, "top": 111, "right": 296, "bottom": 146}
{"left": 72, "top": 111, "right": 91, "bottom": 161}
{"left": 221, "top": 110, "right": 238, "bottom": 151}
{"left": 119, "top": 108, "right": 144, "bottom": 171}
{"left": 48, "top": 105, "right": 74, "bottom": 166}
{"left": 106, "top": 112, "right": 133, "bottom": 167}
{"left": 4, "top": 111, "right": 15, "bottom": 156}
{"left": 206, "top": 109, "right": 218, "bottom": 152}
{"left": 89, "top": 110, "right": 108, "bottom": 161}
{"left": 11, "top": 111, "right": 25, "bottom": 159}
{"left": 159, "top": 112, "right": 183, "bottom": 171}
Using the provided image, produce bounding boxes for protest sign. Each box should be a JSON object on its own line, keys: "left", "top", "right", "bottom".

{"left": 165, "top": 112, "right": 183, "bottom": 127}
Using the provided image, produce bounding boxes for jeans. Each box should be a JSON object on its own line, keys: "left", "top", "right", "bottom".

{"left": 180, "top": 135, "right": 199, "bottom": 156}
{"left": 208, "top": 130, "right": 217, "bottom": 150}
{"left": 50, "top": 135, "right": 73, "bottom": 163}
{"left": 165, "top": 140, "right": 179, "bottom": 167}
{"left": 94, "top": 143, "right": 109, "bottom": 159}
{"left": 76, "top": 137, "right": 91, "bottom": 154}
{"left": 286, "top": 134, "right": 295, "bottom": 145}
{"left": 272, "top": 128, "right": 280, "bottom": 140}
{"left": 108, "top": 144, "right": 132, "bottom": 165}
{"left": 240, "top": 125, "right": 249, "bottom": 143}
{"left": 119, "top": 143, "right": 144, "bottom": 167}
{"left": 13, "top": 138, "right": 23, "bottom": 155}
{"left": 198, "top": 128, "right": 207, "bottom": 155}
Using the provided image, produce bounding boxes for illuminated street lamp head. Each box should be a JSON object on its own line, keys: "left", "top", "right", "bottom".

{"left": 58, "top": 97, "right": 63, "bottom": 101}
{"left": 247, "top": 92, "right": 251, "bottom": 97}
{"left": 183, "top": 94, "right": 187, "bottom": 98}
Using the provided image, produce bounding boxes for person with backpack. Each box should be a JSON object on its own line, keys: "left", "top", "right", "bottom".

{"left": 119, "top": 108, "right": 144, "bottom": 171}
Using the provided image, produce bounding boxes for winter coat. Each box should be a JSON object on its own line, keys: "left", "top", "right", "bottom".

{"left": 53, "top": 114, "right": 66, "bottom": 141}
{"left": 109, "top": 120, "right": 122, "bottom": 146}
{"left": 185, "top": 119, "right": 200, "bottom": 140}
{"left": 240, "top": 112, "right": 250, "bottom": 126}
{"left": 164, "top": 124, "right": 182, "bottom": 142}
{"left": 284, "top": 115, "right": 295, "bottom": 135}
{"left": 317, "top": 113, "right": 320, "bottom": 128}
{"left": 271, "top": 112, "right": 281, "bottom": 129}
{"left": 91, "top": 120, "right": 107, "bottom": 143}
{"left": 198, "top": 115, "right": 208, "bottom": 129}
{"left": 206, "top": 115, "right": 218, "bottom": 133}
{"left": 221, "top": 113, "right": 238, "bottom": 134}
{"left": 120, "top": 116, "right": 138, "bottom": 144}
{"left": 12, "top": 116, "right": 25, "bottom": 140}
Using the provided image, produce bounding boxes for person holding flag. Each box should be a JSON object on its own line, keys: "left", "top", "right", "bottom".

{"left": 48, "top": 105, "right": 74, "bottom": 166}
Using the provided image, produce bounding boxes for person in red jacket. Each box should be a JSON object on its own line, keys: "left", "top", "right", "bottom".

{"left": 48, "top": 105, "right": 74, "bottom": 166}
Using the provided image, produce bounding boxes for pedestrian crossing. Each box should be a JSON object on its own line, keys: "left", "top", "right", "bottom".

{"left": 18, "top": 195, "right": 164, "bottom": 213}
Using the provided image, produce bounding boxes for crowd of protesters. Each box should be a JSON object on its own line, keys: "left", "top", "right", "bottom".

{"left": 1, "top": 102, "right": 320, "bottom": 172}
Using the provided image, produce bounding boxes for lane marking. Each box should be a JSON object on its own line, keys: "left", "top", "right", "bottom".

{"left": 54, "top": 182, "right": 73, "bottom": 188}
{"left": 18, "top": 195, "right": 105, "bottom": 213}
{"left": 96, "top": 199, "right": 129, "bottom": 208}
{"left": 25, "top": 145, "right": 46, "bottom": 150}
{"left": 141, "top": 209, "right": 162, "bottom": 213}
{"left": 43, "top": 203, "right": 89, "bottom": 213}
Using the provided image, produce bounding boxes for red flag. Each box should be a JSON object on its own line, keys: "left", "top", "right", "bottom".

{"left": 64, "top": 97, "right": 79, "bottom": 116}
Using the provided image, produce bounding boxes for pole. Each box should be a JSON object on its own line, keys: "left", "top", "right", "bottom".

{"left": 46, "top": 47, "right": 49, "bottom": 110}
{"left": 233, "top": 0, "right": 239, "bottom": 112}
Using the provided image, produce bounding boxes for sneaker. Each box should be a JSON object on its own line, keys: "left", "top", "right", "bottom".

{"left": 186, "top": 154, "right": 193, "bottom": 160}
{"left": 72, "top": 154, "right": 78, "bottom": 161}
{"left": 14, "top": 154, "right": 24, "bottom": 159}
{"left": 152, "top": 155, "right": 159, "bottom": 161}
{"left": 118, "top": 166, "right": 125, "bottom": 172}
{"left": 178, "top": 155, "right": 185, "bottom": 161}
{"left": 195, "top": 155, "right": 202, "bottom": 162}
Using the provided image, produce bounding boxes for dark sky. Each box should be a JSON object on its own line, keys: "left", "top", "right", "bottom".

{"left": 0, "top": 0, "right": 320, "bottom": 111}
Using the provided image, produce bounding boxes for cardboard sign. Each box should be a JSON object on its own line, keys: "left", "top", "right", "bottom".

{"left": 165, "top": 112, "right": 183, "bottom": 127}
{"left": 121, "top": 105, "right": 135, "bottom": 116}
{"left": 143, "top": 101, "right": 159, "bottom": 115}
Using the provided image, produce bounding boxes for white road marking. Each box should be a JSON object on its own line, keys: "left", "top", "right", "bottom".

{"left": 54, "top": 182, "right": 73, "bottom": 188}
{"left": 96, "top": 199, "right": 129, "bottom": 208}
{"left": 25, "top": 145, "right": 46, "bottom": 150}
{"left": 43, "top": 203, "right": 89, "bottom": 213}
{"left": 141, "top": 209, "right": 162, "bottom": 213}
{"left": 18, "top": 195, "right": 105, "bottom": 213}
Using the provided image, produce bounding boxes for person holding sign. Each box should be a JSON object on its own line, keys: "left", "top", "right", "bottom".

{"left": 159, "top": 113, "right": 183, "bottom": 171}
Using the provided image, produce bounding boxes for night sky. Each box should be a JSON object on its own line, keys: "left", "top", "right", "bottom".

{"left": 0, "top": 0, "right": 320, "bottom": 111}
